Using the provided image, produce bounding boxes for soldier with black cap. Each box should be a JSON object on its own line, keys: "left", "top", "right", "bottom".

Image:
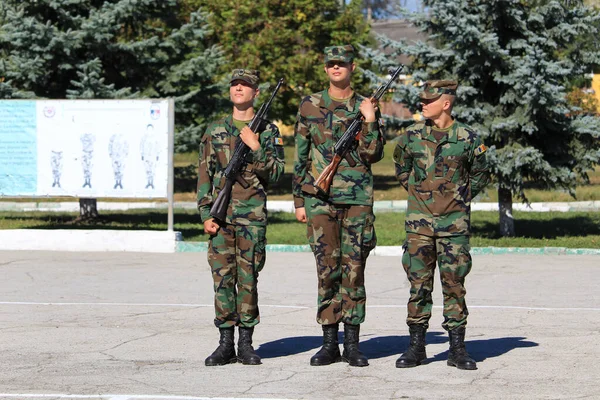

{"left": 392, "top": 80, "right": 490, "bottom": 370}
{"left": 293, "top": 45, "right": 385, "bottom": 367}
{"left": 197, "top": 69, "right": 285, "bottom": 366}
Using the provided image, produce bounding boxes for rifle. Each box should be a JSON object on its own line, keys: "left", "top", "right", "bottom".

{"left": 209, "top": 78, "right": 284, "bottom": 222}
{"left": 313, "top": 65, "right": 404, "bottom": 199}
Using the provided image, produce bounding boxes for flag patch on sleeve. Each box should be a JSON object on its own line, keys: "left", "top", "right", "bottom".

{"left": 474, "top": 144, "right": 487, "bottom": 156}
{"left": 274, "top": 137, "right": 284, "bottom": 146}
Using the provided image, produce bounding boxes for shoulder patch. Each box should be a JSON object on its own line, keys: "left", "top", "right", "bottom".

{"left": 474, "top": 143, "right": 487, "bottom": 156}
{"left": 274, "top": 137, "right": 284, "bottom": 146}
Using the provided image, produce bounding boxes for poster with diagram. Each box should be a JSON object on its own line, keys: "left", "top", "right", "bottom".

{"left": 0, "top": 99, "right": 171, "bottom": 198}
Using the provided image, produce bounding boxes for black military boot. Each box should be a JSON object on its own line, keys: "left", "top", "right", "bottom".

{"left": 237, "top": 326, "right": 262, "bottom": 365}
{"left": 310, "top": 324, "right": 342, "bottom": 366}
{"left": 205, "top": 327, "right": 237, "bottom": 366}
{"left": 447, "top": 326, "right": 477, "bottom": 370}
{"left": 396, "top": 325, "right": 427, "bottom": 368}
{"left": 341, "top": 323, "right": 369, "bottom": 367}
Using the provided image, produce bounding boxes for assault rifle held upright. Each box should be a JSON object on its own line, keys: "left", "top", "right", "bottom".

{"left": 209, "top": 78, "right": 284, "bottom": 222}
{"left": 313, "top": 66, "right": 404, "bottom": 199}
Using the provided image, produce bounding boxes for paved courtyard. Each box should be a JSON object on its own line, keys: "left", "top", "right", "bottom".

{"left": 0, "top": 251, "right": 599, "bottom": 399}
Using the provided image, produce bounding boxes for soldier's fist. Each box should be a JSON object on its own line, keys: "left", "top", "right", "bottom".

{"left": 240, "top": 126, "right": 261, "bottom": 151}
{"left": 204, "top": 218, "right": 220, "bottom": 235}
{"left": 295, "top": 207, "right": 307, "bottom": 223}
{"left": 360, "top": 98, "right": 377, "bottom": 123}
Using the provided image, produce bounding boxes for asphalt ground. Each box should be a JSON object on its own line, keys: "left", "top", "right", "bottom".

{"left": 0, "top": 251, "right": 599, "bottom": 400}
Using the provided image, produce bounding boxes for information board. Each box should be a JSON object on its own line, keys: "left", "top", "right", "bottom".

{"left": 0, "top": 99, "right": 172, "bottom": 198}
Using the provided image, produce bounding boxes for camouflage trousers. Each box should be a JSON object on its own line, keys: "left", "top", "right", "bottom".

{"left": 305, "top": 197, "right": 377, "bottom": 325}
{"left": 208, "top": 223, "right": 266, "bottom": 329}
{"left": 402, "top": 233, "right": 472, "bottom": 331}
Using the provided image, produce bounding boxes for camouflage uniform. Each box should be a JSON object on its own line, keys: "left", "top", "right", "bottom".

{"left": 293, "top": 45, "right": 384, "bottom": 326}
{"left": 393, "top": 80, "right": 490, "bottom": 331}
{"left": 197, "top": 70, "right": 285, "bottom": 329}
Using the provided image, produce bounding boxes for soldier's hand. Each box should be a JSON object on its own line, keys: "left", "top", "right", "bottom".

{"left": 240, "top": 126, "right": 261, "bottom": 151}
{"left": 360, "top": 98, "right": 377, "bottom": 123}
{"left": 295, "top": 207, "right": 307, "bottom": 223}
{"left": 203, "top": 218, "right": 220, "bottom": 235}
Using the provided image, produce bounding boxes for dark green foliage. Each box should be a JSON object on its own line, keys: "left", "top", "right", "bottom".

{"left": 367, "top": 0, "right": 600, "bottom": 202}
{"left": 0, "top": 0, "right": 224, "bottom": 152}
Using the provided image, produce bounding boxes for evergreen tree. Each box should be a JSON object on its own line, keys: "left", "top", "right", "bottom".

{"left": 0, "top": 0, "right": 223, "bottom": 217}
{"left": 0, "top": 0, "right": 223, "bottom": 152}
{"left": 367, "top": 0, "right": 600, "bottom": 236}
{"left": 186, "top": 0, "right": 372, "bottom": 124}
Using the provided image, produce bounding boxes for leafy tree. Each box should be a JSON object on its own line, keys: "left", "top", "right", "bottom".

{"left": 0, "top": 0, "right": 223, "bottom": 217}
{"left": 367, "top": 0, "right": 600, "bottom": 236}
{"left": 186, "top": 0, "right": 372, "bottom": 125}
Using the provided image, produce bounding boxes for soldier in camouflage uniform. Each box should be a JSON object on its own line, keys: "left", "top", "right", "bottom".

{"left": 197, "top": 69, "right": 285, "bottom": 366}
{"left": 293, "top": 45, "right": 384, "bottom": 367}
{"left": 393, "top": 80, "right": 490, "bottom": 370}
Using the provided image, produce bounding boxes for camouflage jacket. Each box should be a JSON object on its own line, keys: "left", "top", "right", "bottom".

{"left": 293, "top": 89, "right": 385, "bottom": 208}
{"left": 393, "top": 119, "right": 490, "bottom": 237}
{"left": 197, "top": 114, "right": 285, "bottom": 226}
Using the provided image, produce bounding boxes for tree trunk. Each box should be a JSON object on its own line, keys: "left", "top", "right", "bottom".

{"left": 79, "top": 198, "right": 99, "bottom": 220}
{"left": 498, "top": 188, "right": 515, "bottom": 237}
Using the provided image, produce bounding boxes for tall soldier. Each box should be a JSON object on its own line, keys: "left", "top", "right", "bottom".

{"left": 393, "top": 80, "right": 490, "bottom": 370}
{"left": 197, "top": 69, "right": 285, "bottom": 366}
{"left": 293, "top": 45, "right": 384, "bottom": 367}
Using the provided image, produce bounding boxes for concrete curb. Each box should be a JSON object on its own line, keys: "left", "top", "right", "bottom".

{"left": 0, "top": 229, "right": 182, "bottom": 253}
{"left": 176, "top": 242, "right": 600, "bottom": 256}
{"left": 1, "top": 200, "right": 600, "bottom": 213}
{"left": 0, "top": 229, "right": 596, "bottom": 254}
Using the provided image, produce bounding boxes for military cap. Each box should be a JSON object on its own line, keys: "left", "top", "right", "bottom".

{"left": 419, "top": 80, "right": 458, "bottom": 100}
{"left": 324, "top": 45, "right": 355, "bottom": 63}
{"left": 230, "top": 69, "right": 260, "bottom": 87}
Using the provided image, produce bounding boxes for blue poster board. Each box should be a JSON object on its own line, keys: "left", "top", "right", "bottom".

{"left": 0, "top": 101, "right": 37, "bottom": 195}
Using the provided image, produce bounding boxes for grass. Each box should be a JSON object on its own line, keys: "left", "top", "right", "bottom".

{"left": 172, "top": 143, "right": 600, "bottom": 202}
{"left": 3, "top": 143, "right": 598, "bottom": 203}
{"left": 2, "top": 143, "right": 599, "bottom": 249}
{"left": 1, "top": 209, "right": 599, "bottom": 248}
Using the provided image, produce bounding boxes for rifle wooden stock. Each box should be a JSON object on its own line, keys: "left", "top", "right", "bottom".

{"left": 311, "top": 65, "right": 404, "bottom": 198}
{"left": 314, "top": 154, "right": 343, "bottom": 198}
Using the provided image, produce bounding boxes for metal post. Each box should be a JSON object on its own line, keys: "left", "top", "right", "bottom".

{"left": 167, "top": 98, "right": 175, "bottom": 232}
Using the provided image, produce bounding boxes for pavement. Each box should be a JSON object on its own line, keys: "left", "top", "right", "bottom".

{"left": 1, "top": 251, "right": 599, "bottom": 400}
{"left": 1, "top": 200, "right": 600, "bottom": 213}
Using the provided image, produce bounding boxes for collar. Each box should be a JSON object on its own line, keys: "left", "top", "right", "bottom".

{"left": 319, "top": 89, "right": 358, "bottom": 113}
{"left": 224, "top": 114, "right": 240, "bottom": 137}
{"left": 422, "top": 119, "right": 458, "bottom": 144}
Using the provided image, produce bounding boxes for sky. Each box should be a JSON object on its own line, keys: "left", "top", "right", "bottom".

{"left": 401, "top": 0, "right": 423, "bottom": 12}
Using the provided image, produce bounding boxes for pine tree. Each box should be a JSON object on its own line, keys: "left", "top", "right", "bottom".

{"left": 0, "top": 0, "right": 223, "bottom": 151}
{"left": 0, "top": 0, "right": 223, "bottom": 217}
{"left": 367, "top": 0, "right": 600, "bottom": 236}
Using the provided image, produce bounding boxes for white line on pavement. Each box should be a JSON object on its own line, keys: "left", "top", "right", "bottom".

{"left": 0, "top": 395, "right": 293, "bottom": 400}
{"left": 0, "top": 301, "right": 309, "bottom": 309}
{"left": 0, "top": 301, "right": 599, "bottom": 311}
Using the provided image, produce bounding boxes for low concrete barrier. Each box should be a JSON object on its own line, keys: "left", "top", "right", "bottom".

{"left": 0, "top": 229, "right": 181, "bottom": 253}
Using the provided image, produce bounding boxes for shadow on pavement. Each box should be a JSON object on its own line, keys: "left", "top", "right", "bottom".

{"left": 429, "top": 336, "right": 539, "bottom": 364}
{"left": 257, "top": 335, "right": 328, "bottom": 359}
{"left": 360, "top": 332, "right": 447, "bottom": 360}
{"left": 258, "top": 333, "right": 538, "bottom": 364}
